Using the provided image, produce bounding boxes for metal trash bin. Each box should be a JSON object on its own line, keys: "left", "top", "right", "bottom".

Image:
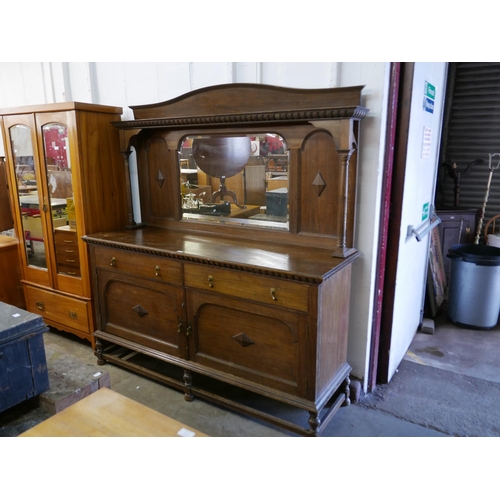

{"left": 447, "top": 244, "right": 500, "bottom": 328}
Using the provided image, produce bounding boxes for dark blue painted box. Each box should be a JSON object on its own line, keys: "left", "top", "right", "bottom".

{"left": 266, "top": 187, "right": 288, "bottom": 217}
{"left": 0, "top": 302, "right": 49, "bottom": 412}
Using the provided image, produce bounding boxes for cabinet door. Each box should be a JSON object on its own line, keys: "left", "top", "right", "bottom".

{"left": 186, "top": 288, "right": 305, "bottom": 395}
{"left": 2, "top": 114, "right": 52, "bottom": 288}
{"left": 35, "top": 111, "right": 85, "bottom": 297}
{"left": 96, "top": 268, "right": 187, "bottom": 358}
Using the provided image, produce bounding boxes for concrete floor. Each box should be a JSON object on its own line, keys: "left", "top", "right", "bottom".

{"left": 1, "top": 306, "right": 499, "bottom": 438}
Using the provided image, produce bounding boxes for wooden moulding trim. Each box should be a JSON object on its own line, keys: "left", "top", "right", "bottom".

{"left": 128, "top": 83, "right": 366, "bottom": 118}
{"left": 113, "top": 106, "right": 369, "bottom": 130}
{"left": 83, "top": 237, "right": 360, "bottom": 284}
{"left": 0, "top": 101, "right": 123, "bottom": 116}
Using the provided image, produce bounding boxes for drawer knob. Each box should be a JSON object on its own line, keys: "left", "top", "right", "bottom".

{"left": 110, "top": 257, "right": 116, "bottom": 267}
{"left": 155, "top": 265, "right": 160, "bottom": 277}
{"left": 36, "top": 300, "right": 45, "bottom": 311}
{"left": 208, "top": 275, "right": 214, "bottom": 287}
{"left": 270, "top": 288, "right": 277, "bottom": 300}
{"left": 69, "top": 311, "right": 78, "bottom": 320}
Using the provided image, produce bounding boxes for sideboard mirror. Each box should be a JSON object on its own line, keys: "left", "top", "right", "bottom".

{"left": 179, "top": 133, "right": 289, "bottom": 229}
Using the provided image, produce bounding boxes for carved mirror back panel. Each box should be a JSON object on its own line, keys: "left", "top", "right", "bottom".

{"left": 115, "top": 84, "right": 367, "bottom": 257}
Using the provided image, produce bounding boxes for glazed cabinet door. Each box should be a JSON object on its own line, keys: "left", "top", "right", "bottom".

{"left": 1, "top": 114, "right": 52, "bottom": 288}
{"left": 34, "top": 111, "right": 85, "bottom": 298}
{"left": 186, "top": 288, "right": 307, "bottom": 396}
{"left": 96, "top": 268, "right": 187, "bottom": 358}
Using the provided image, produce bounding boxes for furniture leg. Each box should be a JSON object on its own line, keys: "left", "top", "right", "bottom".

{"left": 183, "top": 369, "right": 194, "bottom": 401}
{"left": 95, "top": 338, "right": 106, "bottom": 366}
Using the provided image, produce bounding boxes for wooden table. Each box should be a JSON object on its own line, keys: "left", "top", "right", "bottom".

{"left": 19, "top": 387, "right": 208, "bottom": 437}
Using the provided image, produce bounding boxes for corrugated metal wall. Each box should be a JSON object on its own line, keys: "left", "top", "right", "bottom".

{"left": 437, "top": 62, "right": 500, "bottom": 237}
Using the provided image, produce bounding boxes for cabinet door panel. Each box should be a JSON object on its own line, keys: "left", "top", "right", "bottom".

{"left": 98, "top": 269, "right": 185, "bottom": 358}
{"left": 187, "top": 289, "right": 302, "bottom": 394}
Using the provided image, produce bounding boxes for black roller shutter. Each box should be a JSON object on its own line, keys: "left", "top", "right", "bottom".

{"left": 437, "top": 62, "right": 500, "bottom": 240}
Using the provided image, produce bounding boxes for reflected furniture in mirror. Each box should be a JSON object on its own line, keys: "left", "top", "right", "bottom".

{"left": 0, "top": 102, "right": 128, "bottom": 347}
{"left": 84, "top": 84, "right": 368, "bottom": 435}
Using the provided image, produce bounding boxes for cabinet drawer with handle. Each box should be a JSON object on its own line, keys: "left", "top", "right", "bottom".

{"left": 93, "top": 246, "right": 182, "bottom": 285}
{"left": 24, "top": 284, "right": 90, "bottom": 334}
{"left": 184, "top": 263, "right": 309, "bottom": 312}
{"left": 56, "top": 244, "right": 81, "bottom": 266}
{"left": 54, "top": 228, "right": 78, "bottom": 247}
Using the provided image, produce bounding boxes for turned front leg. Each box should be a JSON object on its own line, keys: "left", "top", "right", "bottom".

{"left": 94, "top": 338, "right": 106, "bottom": 366}
{"left": 342, "top": 375, "right": 351, "bottom": 407}
{"left": 183, "top": 369, "right": 194, "bottom": 401}
{"left": 308, "top": 411, "right": 321, "bottom": 436}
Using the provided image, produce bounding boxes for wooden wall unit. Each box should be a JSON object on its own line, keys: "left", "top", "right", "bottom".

{"left": 0, "top": 235, "right": 25, "bottom": 308}
{"left": 84, "top": 84, "right": 368, "bottom": 436}
{"left": 0, "top": 102, "right": 128, "bottom": 347}
{"left": 0, "top": 156, "right": 14, "bottom": 232}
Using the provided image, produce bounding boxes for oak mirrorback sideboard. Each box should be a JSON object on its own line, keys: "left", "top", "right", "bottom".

{"left": 83, "top": 84, "right": 368, "bottom": 436}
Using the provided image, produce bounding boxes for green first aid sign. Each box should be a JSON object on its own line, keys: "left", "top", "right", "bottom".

{"left": 424, "top": 81, "right": 436, "bottom": 100}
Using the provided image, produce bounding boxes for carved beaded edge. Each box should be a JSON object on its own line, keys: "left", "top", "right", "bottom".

{"left": 112, "top": 106, "right": 369, "bottom": 130}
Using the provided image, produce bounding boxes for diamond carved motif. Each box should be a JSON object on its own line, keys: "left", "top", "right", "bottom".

{"left": 156, "top": 169, "right": 165, "bottom": 188}
{"left": 312, "top": 171, "right": 326, "bottom": 197}
{"left": 232, "top": 332, "right": 255, "bottom": 347}
{"left": 132, "top": 304, "right": 148, "bottom": 317}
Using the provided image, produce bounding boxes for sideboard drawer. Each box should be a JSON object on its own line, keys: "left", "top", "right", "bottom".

{"left": 93, "top": 246, "right": 182, "bottom": 285}
{"left": 184, "top": 263, "right": 309, "bottom": 312}
{"left": 24, "top": 284, "right": 90, "bottom": 335}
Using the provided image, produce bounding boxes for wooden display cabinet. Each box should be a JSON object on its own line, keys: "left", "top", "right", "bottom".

{"left": 0, "top": 102, "right": 128, "bottom": 347}
{"left": 84, "top": 84, "right": 368, "bottom": 435}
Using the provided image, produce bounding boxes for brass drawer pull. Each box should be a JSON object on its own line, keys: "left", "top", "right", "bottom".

{"left": 35, "top": 300, "right": 45, "bottom": 311}
{"left": 155, "top": 265, "right": 160, "bottom": 276}
{"left": 63, "top": 239, "right": 75, "bottom": 243}
{"left": 110, "top": 257, "right": 116, "bottom": 267}
{"left": 69, "top": 311, "right": 78, "bottom": 320}
{"left": 66, "top": 259, "right": 76, "bottom": 263}
{"left": 270, "top": 288, "right": 277, "bottom": 301}
{"left": 67, "top": 271, "right": 77, "bottom": 275}
{"left": 208, "top": 275, "right": 214, "bottom": 287}
{"left": 65, "top": 249, "right": 75, "bottom": 253}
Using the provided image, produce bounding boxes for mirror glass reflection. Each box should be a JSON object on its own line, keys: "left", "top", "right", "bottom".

{"left": 42, "top": 123, "right": 80, "bottom": 277}
{"left": 180, "top": 133, "right": 289, "bottom": 228}
{"left": 10, "top": 124, "right": 48, "bottom": 269}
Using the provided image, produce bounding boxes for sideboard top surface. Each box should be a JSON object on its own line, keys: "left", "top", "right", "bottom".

{"left": 84, "top": 227, "right": 359, "bottom": 283}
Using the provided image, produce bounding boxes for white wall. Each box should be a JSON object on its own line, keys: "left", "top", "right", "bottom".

{"left": 339, "top": 63, "right": 391, "bottom": 385}
{"left": 387, "top": 63, "right": 448, "bottom": 380}
{"left": 0, "top": 61, "right": 390, "bottom": 391}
